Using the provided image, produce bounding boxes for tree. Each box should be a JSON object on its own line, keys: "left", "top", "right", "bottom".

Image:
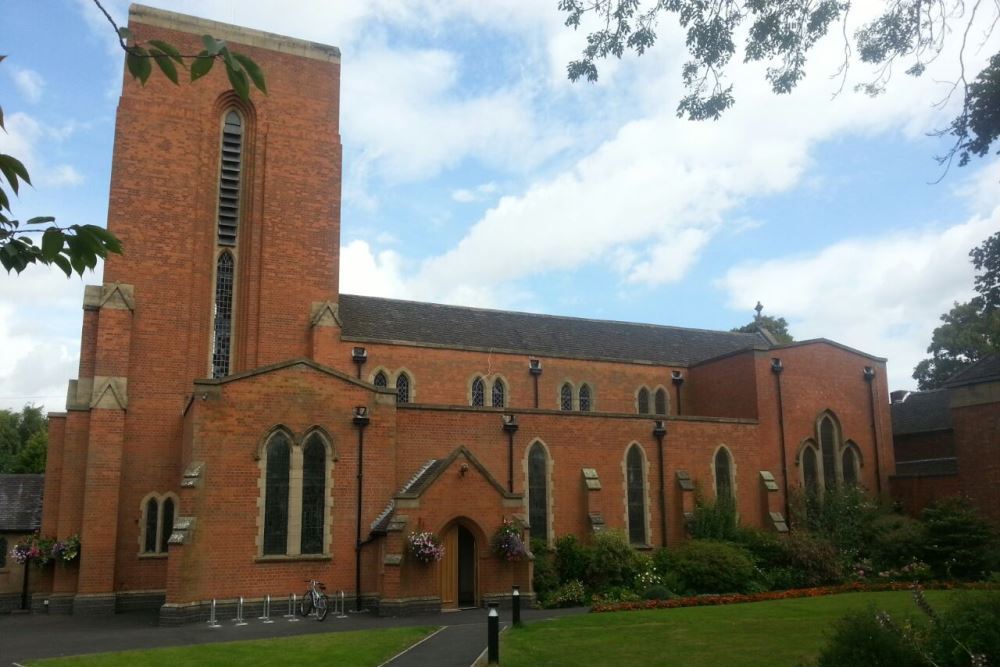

{"left": 0, "top": 405, "right": 48, "bottom": 474}
{"left": 0, "top": 0, "right": 266, "bottom": 276}
{"left": 559, "top": 1, "right": 1000, "bottom": 171}
{"left": 732, "top": 314, "right": 794, "bottom": 344}
{"left": 913, "top": 231, "right": 1000, "bottom": 389}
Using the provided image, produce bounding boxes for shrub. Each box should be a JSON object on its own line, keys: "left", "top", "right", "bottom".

{"left": 586, "top": 530, "right": 643, "bottom": 592}
{"left": 927, "top": 593, "right": 1000, "bottom": 666}
{"left": 866, "top": 513, "right": 926, "bottom": 571}
{"left": 531, "top": 539, "right": 559, "bottom": 601}
{"left": 641, "top": 584, "right": 675, "bottom": 600}
{"left": 921, "top": 496, "right": 997, "bottom": 579}
{"left": 554, "top": 534, "right": 591, "bottom": 584}
{"left": 796, "top": 485, "right": 880, "bottom": 563}
{"left": 591, "top": 586, "right": 641, "bottom": 605}
{"left": 548, "top": 579, "right": 587, "bottom": 608}
{"left": 810, "top": 608, "right": 928, "bottom": 667}
{"left": 688, "top": 494, "right": 739, "bottom": 541}
{"left": 667, "top": 539, "right": 756, "bottom": 594}
{"left": 777, "top": 532, "right": 843, "bottom": 588}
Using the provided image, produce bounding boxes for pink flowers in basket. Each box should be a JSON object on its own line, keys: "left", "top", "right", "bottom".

{"left": 407, "top": 531, "right": 444, "bottom": 564}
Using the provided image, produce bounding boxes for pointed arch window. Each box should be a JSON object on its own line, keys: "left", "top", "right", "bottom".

{"left": 527, "top": 442, "right": 549, "bottom": 543}
{"left": 579, "top": 384, "right": 591, "bottom": 412}
{"left": 802, "top": 444, "right": 819, "bottom": 496}
{"left": 492, "top": 378, "right": 506, "bottom": 408}
{"left": 637, "top": 388, "right": 650, "bottom": 414}
{"left": 654, "top": 388, "right": 667, "bottom": 415}
{"left": 819, "top": 416, "right": 838, "bottom": 490}
{"left": 373, "top": 371, "right": 388, "bottom": 389}
{"left": 626, "top": 445, "right": 647, "bottom": 545}
{"left": 300, "top": 434, "right": 327, "bottom": 554}
{"left": 159, "top": 497, "right": 174, "bottom": 553}
{"left": 396, "top": 372, "right": 410, "bottom": 404}
{"left": 714, "top": 448, "right": 733, "bottom": 500}
{"left": 212, "top": 251, "right": 235, "bottom": 378}
{"left": 471, "top": 377, "right": 485, "bottom": 406}
{"left": 144, "top": 497, "right": 159, "bottom": 553}
{"left": 262, "top": 432, "right": 291, "bottom": 555}
{"left": 842, "top": 445, "right": 859, "bottom": 486}
{"left": 141, "top": 494, "right": 175, "bottom": 555}
{"left": 560, "top": 383, "right": 573, "bottom": 411}
{"left": 217, "top": 110, "right": 243, "bottom": 246}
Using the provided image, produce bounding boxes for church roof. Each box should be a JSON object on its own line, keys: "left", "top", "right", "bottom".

{"left": 0, "top": 474, "right": 44, "bottom": 532}
{"left": 944, "top": 354, "right": 1000, "bottom": 388}
{"left": 338, "top": 294, "right": 771, "bottom": 366}
{"left": 891, "top": 389, "right": 953, "bottom": 435}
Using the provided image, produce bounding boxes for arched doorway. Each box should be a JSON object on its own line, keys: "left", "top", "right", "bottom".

{"left": 440, "top": 522, "right": 478, "bottom": 608}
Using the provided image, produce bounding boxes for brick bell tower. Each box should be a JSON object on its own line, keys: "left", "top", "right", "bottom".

{"left": 40, "top": 5, "right": 342, "bottom": 613}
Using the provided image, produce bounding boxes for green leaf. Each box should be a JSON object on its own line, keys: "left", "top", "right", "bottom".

{"left": 190, "top": 51, "right": 215, "bottom": 81}
{"left": 118, "top": 27, "right": 134, "bottom": 42}
{"left": 147, "top": 40, "right": 183, "bottom": 64}
{"left": 0, "top": 157, "right": 21, "bottom": 195}
{"left": 85, "top": 225, "right": 123, "bottom": 254}
{"left": 0, "top": 186, "right": 9, "bottom": 212}
{"left": 26, "top": 216, "right": 56, "bottom": 225}
{"left": 225, "top": 60, "right": 250, "bottom": 101}
{"left": 52, "top": 254, "right": 72, "bottom": 277}
{"left": 232, "top": 53, "right": 267, "bottom": 94}
{"left": 201, "top": 35, "right": 224, "bottom": 55}
{"left": 0, "top": 153, "right": 30, "bottom": 186}
{"left": 151, "top": 50, "right": 179, "bottom": 84}
{"left": 0, "top": 102, "right": 5, "bottom": 132}
{"left": 126, "top": 47, "right": 153, "bottom": 84}
{"left": 41, "top": 229, "right": 63, "bottom": 261}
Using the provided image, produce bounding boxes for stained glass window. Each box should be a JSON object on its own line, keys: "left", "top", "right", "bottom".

{"left": 654, "top": 388, "right": 667, "bottom": 415}
{"left": 373, "top": 371, "right": 388, "bottom": 388}
{"left": 715, "top": 448, "right": 733, "bottom": 500}
{"left": 471, "top": 377, "right": 485, "bottom": 406}
{"left": 212, "top": 252, "right": 234, "bottom": 378}
{"left": 627, "top": 446, "right": 646, "bottom": 545}
{"left": 492, "top": 378, "right": 505, "bottom": 408}
{"left": 263, "top": 432, "right": 290, "bottom": 555}
{"left": 560, "top": 383, "right": 573, "bottom": 411}
{"left": 820, "top": 416, "right": 838, "bottom": 491}
{"left": 803, "top": 445, "right": 819, "bottom": 495}
{"left": 579, "top": 384, "right": 591, "bottom": 412}
{"left": 528, "top": 443, "right": 548, "bottom": 543}
{"left": 144, "top": 497, "right": 159, "bottom": 553}
{"left": 638, "top": 388, "right": 650, "bottom": 414}
{"left": 301, "top": 434, "right": 327, "bottom": 554}
{"left": 843, "top": 446, "right": 858, "bottom": 486}
{"left": 396, "top": 373, "right": 410, "bottom": 404}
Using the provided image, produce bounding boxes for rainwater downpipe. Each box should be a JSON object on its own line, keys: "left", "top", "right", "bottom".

{"left": 352, "top": 406, "right": 370, "bottom": 612}
{"left": 653, "top": 420, "right": 668, "bottom": 547}
{"left": 771, "top": 358, "right": 792, "bottom": 522}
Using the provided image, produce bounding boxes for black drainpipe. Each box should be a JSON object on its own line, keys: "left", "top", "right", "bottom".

{"left": 653, "top": 420, "right": 668, "bottom": 547}
{"left": 503, "top": 415, "right": 519, "bottom": 492}
{"left": 671, "top": 371, "right": 684, "bottom": 415}
{"left": 863, "top": 367, "right": 883, "bottom": 496}
{"left": 770, "top": 358, "right": 791, "bottom": 522}
{"left": 529, "top": 359, "right": 542, "bottom": 409}
{"left": 352, "top": 406, "right": 370, "bottom": 612}
{"left": 352, "top": 347, "right": 367, "bottom": 379}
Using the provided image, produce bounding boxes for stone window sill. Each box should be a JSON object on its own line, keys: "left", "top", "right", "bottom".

{"left": 255, "top": 554, "right": 332, "bottom": 563}
{"left": 138, "top": 553, "right": 168, "bottom": 559}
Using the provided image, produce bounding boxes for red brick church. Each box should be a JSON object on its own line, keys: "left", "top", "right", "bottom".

{"left": 36, "top": 5, "right": 894, "bottom": 621}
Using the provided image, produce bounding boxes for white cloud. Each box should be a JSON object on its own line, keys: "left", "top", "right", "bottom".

{"left": 339, "top": 240, "right": 410, "bottom": 299}
{"left": 0, "top": 112, "right": 85, "bottom": 190}
{"left": 451, "top": 182, "right": 498, "bottom": 203}
{"left": 716, "top": 210, "right": 1000, "bottom": 390}
{"left": 11, "top": 68, "right": 45, "bottom": 103}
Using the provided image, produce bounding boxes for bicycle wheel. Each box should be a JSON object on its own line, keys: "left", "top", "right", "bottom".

{"left": 316, "top": 593, "right": 329, "bottom": 621}
{"left": 299, "top": 591, "right": 314, "bottom": 617}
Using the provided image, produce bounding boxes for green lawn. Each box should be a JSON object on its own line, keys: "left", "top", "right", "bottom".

{"left": 30, "top": 626, "right": 436, "bottom": 667}
{"left": 503, "top": 590, "right": 984, "bottom": 667}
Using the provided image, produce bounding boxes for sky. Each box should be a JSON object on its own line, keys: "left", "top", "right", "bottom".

{"left": 1, "top": 0, "right": 998, "bottom": 412}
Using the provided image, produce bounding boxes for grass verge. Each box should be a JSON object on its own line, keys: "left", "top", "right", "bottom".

{"left": 29, "top": 625, "right": 436, "bottom": 667}
{"left": 504, "top": 590, "right": 986, "bottom": 667}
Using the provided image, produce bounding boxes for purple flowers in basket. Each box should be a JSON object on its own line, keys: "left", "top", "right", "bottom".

{"left": 407, "top": 531, "right": 444, "bottom": 564}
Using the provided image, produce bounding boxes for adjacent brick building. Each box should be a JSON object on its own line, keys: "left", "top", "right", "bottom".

{"left": 36, "top": 5, "right": 894, "bottom": 621}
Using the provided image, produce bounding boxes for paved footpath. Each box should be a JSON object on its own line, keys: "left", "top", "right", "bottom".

{"left": 0, "top": 606, "right": 584, "bottom": 665}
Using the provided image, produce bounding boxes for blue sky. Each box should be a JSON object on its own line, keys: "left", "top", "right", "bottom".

{"left": 1, "top": 0, "right": 998, "bottom": 411}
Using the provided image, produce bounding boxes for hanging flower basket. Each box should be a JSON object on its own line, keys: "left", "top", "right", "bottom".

{"left": 407, "top": 531, "right": 444, "bottom": 564}
{"left": 10, "top": 535, "right": 59, "bottom": 567}
{"left": 491, "top": 518, "right": 527, "bottom": 562}
{"left": 51, "top": 535, "right": 81, "bottom": 564}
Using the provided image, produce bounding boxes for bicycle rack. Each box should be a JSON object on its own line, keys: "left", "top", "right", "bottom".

{"left": 233, "top": 596, "right": 248, "bottom": 626}
{"left": 285, "top": 593, "right": 300, "bottom": 622}
{"left": 207, "top": 598, "right": 220, "bottom": 629}
{"left": 258, "top": 594, "right": 274, "bottom": 624}
{"left": 336, "top": 590, "right": 347, "bottom": 618}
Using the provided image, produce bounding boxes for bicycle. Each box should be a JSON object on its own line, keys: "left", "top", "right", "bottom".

{"left": 299, "top": 579, "right": 329, "bottom": 621}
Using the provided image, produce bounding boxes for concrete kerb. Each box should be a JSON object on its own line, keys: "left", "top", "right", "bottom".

{"left": 375, "top": 626, "right": 447, "bottom": 667}
{"left": 470, "top": 624, "right": 510, "bottom": 667}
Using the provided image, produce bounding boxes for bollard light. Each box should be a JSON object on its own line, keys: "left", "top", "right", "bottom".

{"left": 512, "top": 585, "right": 521, "bottom": 627}
{"left": 488, "top": 602, "right": 500, "bottom": 664}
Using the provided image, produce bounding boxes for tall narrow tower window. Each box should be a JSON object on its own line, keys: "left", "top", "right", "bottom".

{"left": 212, "top": 251, "right": 235, "bottom": 378}
{"left": 217, "top": 111, "right": 243, "bottom": 246}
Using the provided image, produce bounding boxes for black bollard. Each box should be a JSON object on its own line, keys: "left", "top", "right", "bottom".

{"left": 487, "top": 602, "right": 499, "bottom": 664}
{"left": 512, "top": 585, "right": 521, "bottom": 627}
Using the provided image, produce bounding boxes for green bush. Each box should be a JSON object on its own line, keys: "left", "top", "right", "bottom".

{"left": 688, "top": 494, "right": 739, "bottom": 541}
{"left": 778, "top": 532, "right": 844, "bottom": 588}
{"left": 554, "top": 534, "right": 591, "bottom": 584}
{"left": 797, "top": 485, "right": 880, "bottom": 563}
{"left": 531, "top": 539, "right": 559, "bottom": 600}
{"left": 927, "top": 593, "right": 1000, "bottom": 666}
{"left": 591, "top": 586, "right": 641, "bottom": 605}
{"left": 641, "top": 585, "right": 675, "bottom": 600}
{"left": 548, "top": 579, "right": 587, "bottom": 608}
{"left": 866, "top": 513, "right": 926, "bottom": 571}
{"left": 809, "top": 608, "right": 928, "bottom": 667}
{"left": 665, "top": 539, "right": 756, "bottom": 594}
{"left": 921, "top": 496, "right": 997, "bottom": 579}
{"left": 586, "top": 530, "right": 643, "bottom": 592}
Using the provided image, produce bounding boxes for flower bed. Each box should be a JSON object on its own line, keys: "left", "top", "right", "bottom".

{"left": 590, "top": 581, "right": 1000, "bottom": 613}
